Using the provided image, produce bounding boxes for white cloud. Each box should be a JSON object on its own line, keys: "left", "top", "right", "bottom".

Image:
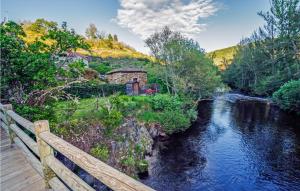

{"left": 115, "top": 0, "right": 219, "bottom": 39}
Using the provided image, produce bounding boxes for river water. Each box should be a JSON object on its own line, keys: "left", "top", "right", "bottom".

{"left": 142, "top": 93, "right": 300, "bottom": 191}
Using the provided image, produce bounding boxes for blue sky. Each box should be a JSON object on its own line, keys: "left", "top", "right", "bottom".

{"left": 1, "top": 0, "right": 270, "bottom": 54}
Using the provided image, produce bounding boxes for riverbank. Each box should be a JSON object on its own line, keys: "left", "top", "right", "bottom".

{"left": 29, "top": 94, "right": 197, "bottom": 178}
{"left": 142, "top": 93, "right": 300, "bottom": 191}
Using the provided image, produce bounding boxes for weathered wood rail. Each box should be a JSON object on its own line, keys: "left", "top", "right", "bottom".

{"left": 0, "top": 103, "right": 154, "bottom": 191}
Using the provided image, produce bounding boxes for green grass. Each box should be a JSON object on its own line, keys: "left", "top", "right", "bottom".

{"left": 53, "top": 98, "right": 105, "bottom": 121}
{"left": 53, "top": 94, "right": 195, "bottom": 134}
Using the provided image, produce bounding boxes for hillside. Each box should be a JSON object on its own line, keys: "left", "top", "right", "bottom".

{"left": 208, "top": 46, "right": 239, "bottom": 70}
{"left": 21, "top": 19, "right": 150, "bottom": 60}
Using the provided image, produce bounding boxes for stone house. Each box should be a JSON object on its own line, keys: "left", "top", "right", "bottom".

{"left": 106, "top": 68, "right": 147, "bottom": 95}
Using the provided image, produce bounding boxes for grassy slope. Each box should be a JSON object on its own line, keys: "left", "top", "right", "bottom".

{"left": 207, "top": 46, "right": 239, "bottom": 70}
{"left": 22, "top": 23, "right": 151, "bottom": 60}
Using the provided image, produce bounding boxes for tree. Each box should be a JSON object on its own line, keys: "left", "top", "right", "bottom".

{"left": 1, "top": 21, "right": 57, "bottom": 103}
{"left": 1, "top": 20, "right": 90, "bottom": 104}
{"left": 45, "top": 22, "right": 90, "bottom": 55}
{"left": 113, "top": 34, "right": 118, "bottom": 41}
{"left": 85, "top": 23, "right": 98, "bottom": 39}
{"left": 108, "top": 34, "right": 113, "bottom": 41}
{"left": 223, "top": 0, "right": 300, "bottom": 95}
{"left": 28, "top": 18, "right": 57, "bottom": 34}
{"left": 146, "top": 26, "right": 222, "bottom": 99}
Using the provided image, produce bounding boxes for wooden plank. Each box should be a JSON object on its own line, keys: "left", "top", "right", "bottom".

{"left": 7, "top": 110, "right": 35, "bottom": 134}
{"left": 40, "top": 131, "right": 155, "bottom": 191}
{"left": 0, "top": 103, "right": 4, "bottom": 111}
{"left": 45, "top": 155, "right": 94, "bottom": 191}
{"left": 1, "top": 165, "right": 33, "bottom": 182}
{"left": 14, "top": 137, "right": 43, "bottom": 176}
{"left": 0, "top": 127, "right": 46, "bottom": 191}
{"left": 10, "top": 124, "right": 39, "bottom": 156}
{"left": 49, "top": 177, "right": 70, "bottom": 191}
{"left": 0, "top": 121, "right": 9, "bottom": 134}
{"left": 3, "top": 171, "right": 43, "bottom": 191}
{"left": 0, "top": 112, "right": 8, "bottom": 125}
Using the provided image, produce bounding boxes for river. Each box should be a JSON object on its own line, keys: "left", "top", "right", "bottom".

{"left": 142, "top": 93, "right": 300, "bottom": 191}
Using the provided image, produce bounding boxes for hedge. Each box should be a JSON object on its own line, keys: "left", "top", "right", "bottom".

{"left": 65, "top": 82, "right": 125, "bottom": 98}
{"left": 272, "top": 80, "right": 300, "bottom": 114}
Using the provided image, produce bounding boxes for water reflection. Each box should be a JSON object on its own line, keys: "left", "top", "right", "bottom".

{"left": 142, "top": 94, "right": 300, "bottom": 191}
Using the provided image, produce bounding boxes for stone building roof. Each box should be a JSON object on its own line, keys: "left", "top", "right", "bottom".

{"left": 106, "top": 68, "right": 147, "bottom": 75}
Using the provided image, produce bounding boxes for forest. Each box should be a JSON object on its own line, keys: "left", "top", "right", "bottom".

{"left": 222, "top": 0, "right": 300, "bottom": 113}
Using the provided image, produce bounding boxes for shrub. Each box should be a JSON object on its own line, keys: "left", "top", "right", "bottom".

{"left": 272, "top": 80, "right": 300, "bottom": 114}
{"left": 150, "top": 94, "right": 182, "bottom": 111}
{"left": 89, "top": 62, "right": 112, "bottom": 74}
{"left": 121, "top": 155, "right": 135, "bottom": 167}
{"left": 14, "top": 103, "right": 56, "bottom": 122}
{"left": 98, "top": 103, "right": 123, "bottom": 135}
{"left": 136, "top": 160, "right": 148, "bottom": 173}
{"left": 52, "top": 119, "right": 88, "bottom": 136}
{"left": 65, "top": 82, "right": 125, "bottom": 98}
{"left": 158, "top": 110, "right": 190, "bottom": 134}
{"left": 138, "top": 111, "right": 160, "bottom": 123}
{"left": 90, "top": 144, "right": 110, "bottom": 162}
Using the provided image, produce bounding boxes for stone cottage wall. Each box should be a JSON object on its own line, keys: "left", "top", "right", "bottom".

{"left": 107, "top": 72, "right": 147, "bottom": 87}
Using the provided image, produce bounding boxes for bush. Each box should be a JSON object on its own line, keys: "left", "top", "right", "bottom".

{"left": 89, "top": 62, "right": 112, "bottom": 74}
{"left": 65, "top": 82, "right": 125, "bottom": 98}
{"left": 90, "top": 144, "right": 110, "bottom": 162}
{"left": 158, "top": 110, "right": 190, "bottom": 134}
{"left": 99, "top": 103, "right": 123, "bottom": 135}
{"left": 138, "top": 111, "right": 160, "bottom": 123}
{"left": 150, "top": 94, "right": 182, "bottom": 111}
{"left": 14, "top": 103, "right": 56, "bottom": 122}
{"left": 272, "top": 80, "right": 300, "bottom": 114}
{"left": 136, "top": 160, "right": 148, "bottom": 173}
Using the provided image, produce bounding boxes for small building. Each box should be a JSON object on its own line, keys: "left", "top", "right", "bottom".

{"left": 106, "top": 68, "right": 147, "bottom": 95}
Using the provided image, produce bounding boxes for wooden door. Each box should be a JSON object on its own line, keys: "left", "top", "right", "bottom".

{"left": 133, "top": 82, "right": 139, "bottom": 95}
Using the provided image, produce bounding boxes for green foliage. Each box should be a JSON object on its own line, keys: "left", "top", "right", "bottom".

{"left": 223, "top": 0, "right": 300, "bottom": 97}
{"left": 273, "top": 80, "right": 300, "bottom": 113}
{"left": 88, "top": 62, "right": 112, "bottom": 74}
{"left": 121, "top": 155, "right": 135, "bottom": 167}
{"left": 90, "top": 144, "right": 110, "bottom": 162}
{"left": 99, "top": 106, "right": 123, "bottom": 135}
{"left": 65, "top": 82, "right": 125, "bottom": 98}
{"left": 158, "top": 110, "right": 190, "bottom": 134}
{"left": 60, "top": 60, "right": 86, "bottom": 79}
{"left": 0, "top": 21, "right": 57, "bottom": 100}
{"left": 28, "top": 18, "right": 57, "bottom": 34}
{"left": 138, "top": 111, "right": 160, "bottom": 123}
{"left": 13, "top": 103, "right": 56, "bottom": 122}
{"left": 136, "top": 160, "right": 149, "bottom": 173}
{"left": 146, "top": 26, "right": 222, "bottom": 99}
{"left": 1, "top": 20, "right": 90, "bottom": 104}
{"left": 44, "top": 22, "right": 90, "bottom": 54}
{"left": 150, "top": 94, "right": 182, "bottom": 111}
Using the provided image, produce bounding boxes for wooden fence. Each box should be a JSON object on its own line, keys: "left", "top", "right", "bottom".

{"left": 0, "top": 103, "right": 154, "bottom": 191}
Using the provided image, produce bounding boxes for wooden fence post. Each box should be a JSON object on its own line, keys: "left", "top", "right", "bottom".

{"left": 34, "top": 120, "right": 56, "bottom": 189}
{"left": 3, "top": 104, "right": 16, "bottom": 145}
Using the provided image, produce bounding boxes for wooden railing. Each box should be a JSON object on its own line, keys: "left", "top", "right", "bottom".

{"left": 0, "top": 103, "right": 154, "bottom": 191}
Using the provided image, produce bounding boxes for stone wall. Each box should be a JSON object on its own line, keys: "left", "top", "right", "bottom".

{"left": 107, "top": 72, "right": 147, "bottom": 87}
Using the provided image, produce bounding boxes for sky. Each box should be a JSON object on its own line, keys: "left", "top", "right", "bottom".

{"left": 1, "top": 0, "right": 270, "bottom": 54}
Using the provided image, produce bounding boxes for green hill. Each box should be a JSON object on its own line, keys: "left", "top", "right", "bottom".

{"left": 208, "top": 46, "right": 239, "bottom": 70}
{"left": 21, "top": 19, "right": 151, "bottom": 60}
